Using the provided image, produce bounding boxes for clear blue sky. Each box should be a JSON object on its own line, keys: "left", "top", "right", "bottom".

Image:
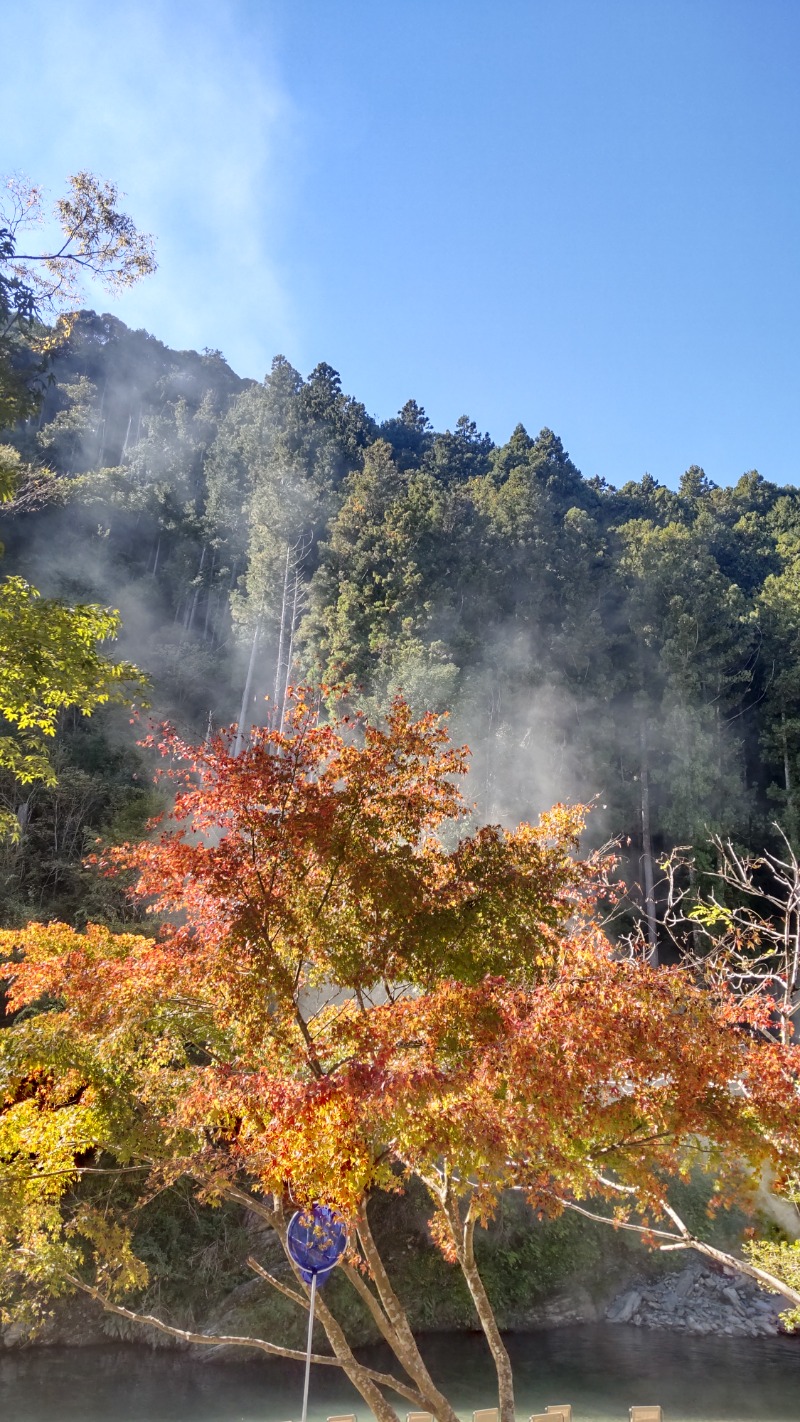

{"left": 5, "top": 0, "right": 800, "bottom": 487}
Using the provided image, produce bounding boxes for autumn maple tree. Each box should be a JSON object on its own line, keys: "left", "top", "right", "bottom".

{"left": 3, "top": 691, "right": 800, "bottom": 1422}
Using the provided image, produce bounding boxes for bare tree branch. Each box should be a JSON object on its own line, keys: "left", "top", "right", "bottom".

{"left": 65, "top": 1273, "right": 423, "bottom": 1402}
{"left": 549, "top": 1194, "right": 800, "bottom": 1307}
{"left": 246, "top": 1255, "right": 308, "bottom": 1309}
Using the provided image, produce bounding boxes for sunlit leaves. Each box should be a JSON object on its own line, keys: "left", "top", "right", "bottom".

{"left": 3, "top": 172, "right": 156, "bottom": 318}
{"left": 3, "top": 691, "right": 800, "bottom": 1324}
{"left": 0, "top": 577, "right": 147, "bottom": 838}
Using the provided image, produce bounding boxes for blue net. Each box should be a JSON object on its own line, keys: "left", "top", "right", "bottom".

{"left": 286, "top": 1205, "right": 348, "bottom": 1285}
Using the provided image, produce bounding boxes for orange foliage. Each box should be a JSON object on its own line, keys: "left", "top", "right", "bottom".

{"left": 4, "top": 690, "right": 800, "bottom": 1227}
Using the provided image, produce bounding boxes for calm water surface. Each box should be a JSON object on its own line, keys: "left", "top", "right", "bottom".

{"left": 1, "top": 1326, "right": 799, "bottom": 1422}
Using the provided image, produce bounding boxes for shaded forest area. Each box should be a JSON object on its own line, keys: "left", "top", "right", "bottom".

{"left": 2, "top": 310, "right": 800, "bottom": 937}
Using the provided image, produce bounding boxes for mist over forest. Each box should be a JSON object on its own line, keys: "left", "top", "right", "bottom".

{"left": 9, "top": 2, "right": 800, "bottom": 1399}
{"left": 2, "top": 308, "right": 800, "bottom": 939}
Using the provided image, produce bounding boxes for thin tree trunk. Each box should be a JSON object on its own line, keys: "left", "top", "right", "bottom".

{"left": 96, "top": 377, "right": 107, "bottom": 467}
{"left": 271, "top": 1205, "right": 406, "bottom": 1422}
{"left": 213, "top": 564, "right": 236, "bottom": 644}
{"left": 356, "top": 1204, "right": 461, "bottom": 1422}
{"left": 185, "top": 545, "right": 207, "bottom": 632}
{"left": 273, "top": 544, "right": 292, "bottom": 725}
{"left": 279, "top": 573, "right": 301, "bottom": 732}
{"left": 230, "top": 1185, "right": 444, "bottom": 1422}
{"left": 307, "top": 1283, "right": 404, "bottom": 1422}
{"left": 485, "top": 687, "right": 499, "bottom": 818}
{"left": 782, "top": 709, "right": 797, "bottom": 846}
{"left": 203, "top": 551, "right": 216, "bottom": 639}
{"left": 687, "top": 861, "right": 703, "bottom": 958}
{"left": 442, "top": 1193, "right": 515, "bottom": 1422}
{"left": 234, "top": 614, "right": 262, "bottom": 756}
{"left": 639, "top": 717, "right": 658, "bottom": 964}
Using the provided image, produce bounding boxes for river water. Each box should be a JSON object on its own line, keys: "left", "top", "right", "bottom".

{"left": 1, "top": 1325, "right": 799, "bottom": 1422}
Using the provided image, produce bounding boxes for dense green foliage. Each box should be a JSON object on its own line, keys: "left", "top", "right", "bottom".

{"left": 2, "top": 311, "right": 800, "bottom": 931}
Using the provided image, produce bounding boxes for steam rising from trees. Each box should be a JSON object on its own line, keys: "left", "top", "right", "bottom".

{"left": 2, "top": 312, "right": 799, "bottom": 934}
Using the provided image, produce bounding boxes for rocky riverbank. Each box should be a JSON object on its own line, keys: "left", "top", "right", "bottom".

{"left": 604, "top": 1257, "right": 786, "bottom": 1337}
{"left": 3, "top": 1257, "right": 790, "bottom": 1351}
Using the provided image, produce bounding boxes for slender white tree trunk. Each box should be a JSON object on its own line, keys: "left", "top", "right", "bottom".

{"left": 639, "top": 718, "right": 658, "bottom": 964}
{"left": 234, "top": 614, "right": 262, "bottom": 756}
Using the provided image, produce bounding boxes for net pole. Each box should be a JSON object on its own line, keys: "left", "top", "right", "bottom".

{"left": 300, "top": 1271, "right": 318, "bottom": 1422}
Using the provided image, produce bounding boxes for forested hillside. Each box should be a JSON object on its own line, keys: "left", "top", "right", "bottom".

{"left": 2, "top": 310, "right": 800, "bottom": 937}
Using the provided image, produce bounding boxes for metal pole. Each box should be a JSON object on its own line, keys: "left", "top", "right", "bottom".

{"left": 300, "top": 1272, "right": 318, "bottom": 1422}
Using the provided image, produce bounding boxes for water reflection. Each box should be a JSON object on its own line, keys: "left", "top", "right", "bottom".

{"left": 1, "top": 1325, "right": 799, "bottom": 1422}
